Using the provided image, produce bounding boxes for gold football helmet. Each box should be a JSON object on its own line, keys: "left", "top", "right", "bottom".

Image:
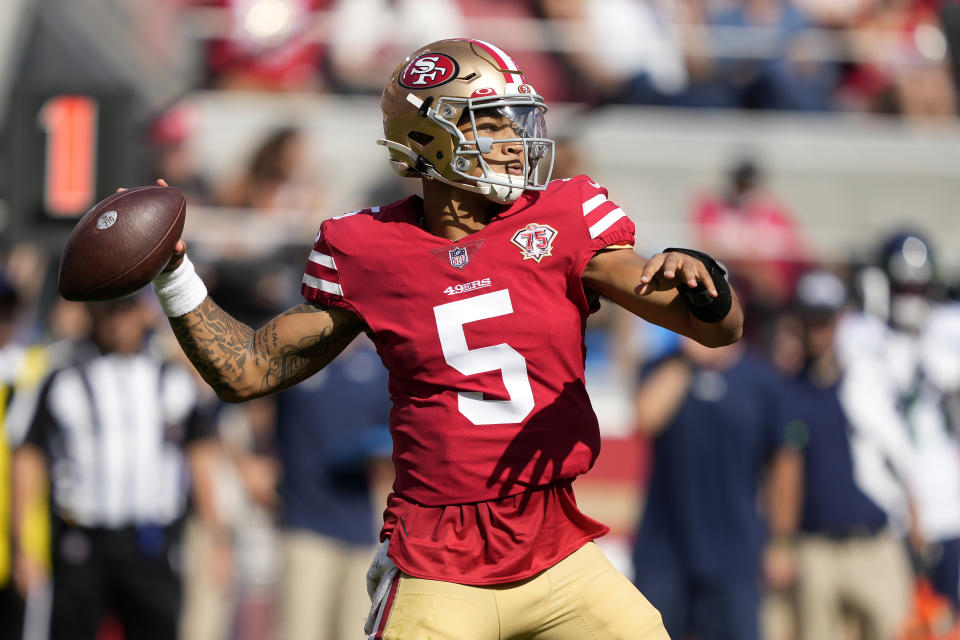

{"left": 379, "top": 39, "right": 554, "bottom": 204}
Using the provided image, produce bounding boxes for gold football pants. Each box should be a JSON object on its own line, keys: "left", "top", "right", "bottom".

{"left": 369, "top": 542, "right": 669, "bottom": 639}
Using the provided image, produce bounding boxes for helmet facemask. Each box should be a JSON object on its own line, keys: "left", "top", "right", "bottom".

{"left": 382, "top": 92, "right": 555, "bottom": 204}
{"left": 447, "top": 99, "right": 554, "bottom": 203}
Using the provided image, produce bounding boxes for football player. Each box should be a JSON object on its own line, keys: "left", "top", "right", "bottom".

{"left": 150, "top": 39, "right": 743, "bottom": 639}
{"left": 838, "top": 232, "right": 960, "bottom": 615}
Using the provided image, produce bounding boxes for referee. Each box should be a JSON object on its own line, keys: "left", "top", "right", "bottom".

{"left": 10, "top": 295, "right": 221, "bottom": 640}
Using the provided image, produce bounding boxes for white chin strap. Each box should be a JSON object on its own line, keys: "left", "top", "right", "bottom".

{"left": 377, "top": 139, "right": 525, "bottom": 204}
{"left": 476, "top": 172, "right": 525, "bottom": 204}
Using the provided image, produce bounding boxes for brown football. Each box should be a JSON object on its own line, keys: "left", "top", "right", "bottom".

{"left": 58, "top": 186, "right": 186, "bottom": 301}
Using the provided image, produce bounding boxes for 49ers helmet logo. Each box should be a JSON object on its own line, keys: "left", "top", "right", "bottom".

{"left": 399, "top": 53, "right": 459, "bottom": 89}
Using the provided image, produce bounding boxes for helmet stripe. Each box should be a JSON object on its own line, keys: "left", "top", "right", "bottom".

{"left": 470, "top": 39, "right": 523, "bottom": 86}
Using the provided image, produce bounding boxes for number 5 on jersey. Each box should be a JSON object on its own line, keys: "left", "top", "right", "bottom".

{"left": 433, "top": 289, "right": 535, "bottom": 425}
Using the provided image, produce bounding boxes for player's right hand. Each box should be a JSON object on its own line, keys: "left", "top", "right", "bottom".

{"left": 163, "top": 238, "right": 187, "bottom": 273}
{"left": 151, "top": 179, "right": 188, "bottom": 273}
{"left": 115, "top": 178, "right": 187, "bottom": 273}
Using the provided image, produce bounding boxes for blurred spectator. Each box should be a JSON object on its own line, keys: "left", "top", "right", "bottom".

{"left": 325, "top": 0, "right": 465, "bottom": 94}
{"left": 211, "top": 398, "right": 280, "bottom": 640}
{"left": 10, "top": 296, "right": 223, "bottom": 640}
{"left": 3, "top": 245, "right": 52, "bottom": 330}
{"left": 179, "top": 387, "right": 240, "bottom": 640}
{"left": 218, "top": 126, "right": 322, "bottom": 220}
{"left": 180, "top": 484, "right": 237, "bottom": 640}
{"left": 703, "top": 0, "right": 838, "bottom": 110}
{"left": 837, "top": 232, "right": 960, "bottom": 618}
{"left": 691, "top": 157, "right": 809, "bottom": 346}
{"left": 211, "top": 126, "right": 324, "bottom": 311}
{"left": 841, "top": 0, "right": 957, "bottom": 118}
{"left": 631, "top": 338, "right": 795, "bottom": 640}
{"left": 199, "top": 0, "right": 332, "bottom": 91}
{"left": 794, "top": 0, "right": 877, "bottom": 28}
{"left": 272, "top": 336, "right": 391, "bottom": 640}
{"left": 536, "top": 0, "right": 693, "bottom": 105}
{"left": 775, "top": 269, "right": 913, "bottom": 640}
{"left": 0, "top": 275, "right": 49, "bottom": 640}
{"left": 149, "top": 104, "right": 216, "bottom": 206}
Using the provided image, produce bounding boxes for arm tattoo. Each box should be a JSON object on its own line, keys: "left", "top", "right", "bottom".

{"left": 260, "top": 329, "right": 335, "bottom": 393}
{"left": 169, "top": 298, "right": 254, "bottom": 396}
{"left": 169, "top": 299, "right": 356, "bottom": 398}
{"left": 280, "top": 303, "right": 327, "bottom": 316}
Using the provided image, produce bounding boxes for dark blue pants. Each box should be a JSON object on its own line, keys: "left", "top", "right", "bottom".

{"left": 929, "top": 537, "right": 960, "bottom": 611}
{"left": 634, "top": 568, "right": 760, "bottom": 640}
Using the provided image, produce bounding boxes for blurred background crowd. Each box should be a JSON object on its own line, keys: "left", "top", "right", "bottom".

{"left": 1, "top": 0, "right": 960, "bottom": 639}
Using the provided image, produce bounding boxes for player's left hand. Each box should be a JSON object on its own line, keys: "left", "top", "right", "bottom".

{"left": 364, "top": 538, "right": 399, "bottom": 635}
{"left": 636, "top": 251, "right": 719, "bottom": 298}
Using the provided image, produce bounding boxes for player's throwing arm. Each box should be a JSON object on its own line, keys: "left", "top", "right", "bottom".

{"left": 55, "top": 178, "right": 364, "bottom": 402}
{"left": 160, "top": 287, "right": 363, "bottom": 401}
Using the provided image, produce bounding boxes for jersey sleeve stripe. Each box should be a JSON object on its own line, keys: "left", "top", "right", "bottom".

{"left": 582, "top": 194, "right": 608, "bottom": 216}
{"left": 308, "top": 250, "right": 337, "bottom": 270}
{"left": 588, "top": 208, "right": 627, "bottom": 239}
{"left": 304, "top": 260, "right": 336, "bottom": 280}
{"left": 302, "top": 273, "right": 343, "bottom": 297}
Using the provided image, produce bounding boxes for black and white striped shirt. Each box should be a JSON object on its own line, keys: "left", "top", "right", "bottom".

{"left": 21, "top": 345, "right": 216, "bottom": 528}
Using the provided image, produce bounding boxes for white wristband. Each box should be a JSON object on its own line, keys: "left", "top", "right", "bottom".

{"left": 151, "top": 255, "right": 208, "bottom": 318}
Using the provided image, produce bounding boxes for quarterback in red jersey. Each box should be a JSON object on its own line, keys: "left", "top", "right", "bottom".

{"left": 150, "top": 38, "right": 742, "bottom": 639}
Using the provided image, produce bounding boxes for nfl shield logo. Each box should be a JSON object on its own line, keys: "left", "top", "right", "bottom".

{"left": 448, "top": 246, "right": 469, "bottom": 269}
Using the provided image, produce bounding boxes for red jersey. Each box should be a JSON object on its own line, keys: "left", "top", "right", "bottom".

{"left": 302, "top": 175, "right": 634, "bottom": 583}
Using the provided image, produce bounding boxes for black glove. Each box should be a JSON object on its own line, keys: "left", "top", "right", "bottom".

{"left": 663, "top": 248, "right": 732, "bottom": 323}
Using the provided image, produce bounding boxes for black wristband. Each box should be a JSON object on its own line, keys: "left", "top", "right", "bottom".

{"left": 662, "top": 247, "right": 732, "bottom": 323}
